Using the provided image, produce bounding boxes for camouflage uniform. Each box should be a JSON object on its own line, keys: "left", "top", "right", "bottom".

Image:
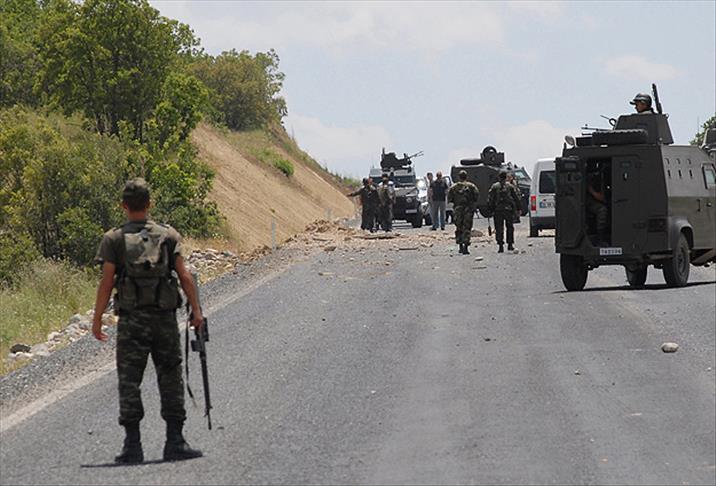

{"left": 448, "top": 181, "right": 479, "bottom": 246}
{"left": 348, "top": 184, "right": 378, "bottom": 231}
{"left": 97, "top": 220, "right": 185, "bottom": 427}
{"left": 377, "top": 183, "right": 395, "bottom": 231}
{"left": 487, "top": 181, "right": 522, "bottom": 247}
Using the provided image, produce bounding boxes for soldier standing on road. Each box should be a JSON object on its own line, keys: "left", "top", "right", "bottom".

{"left": 630, "top": 93, "right": 655, "bottom": 114}
{"left": 92, "top": 178, "right": 204, "bottom": 464}
{"left": 377, "top": 174, "right": 395, "bottom": 232}
{"left": 348, "top": 178, "right": 378, "bottom": 232}
{"left": 430, "top": 171, "right": 449, "bottom": 231}
{"left": 447, "top": 170, "right": 480, "bottom": 254}
{"left": 487, "top": 171, "right": 522, "bottom": 253}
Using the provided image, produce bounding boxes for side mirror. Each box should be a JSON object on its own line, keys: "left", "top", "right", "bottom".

{"left": 565, "top": 135, "right": 576, "bottom": 147}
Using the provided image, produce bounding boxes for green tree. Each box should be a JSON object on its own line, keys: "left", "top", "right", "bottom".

{"left": 0, "top": 0, "right": 42, "bottom": 108}
{"left": 190, "top": 49, "right": 287, "bottom": 130}
{"left": 691, "top": 115, "right": 716, "bottom": 146}
{"left": 35, "top": 0, "right": 197, "bottom": 140}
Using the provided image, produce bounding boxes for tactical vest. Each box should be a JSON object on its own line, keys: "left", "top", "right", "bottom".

{"left": 451, "top": 183, "right": 473, "bottom": 206}
{"left": 115, "top": 222, "right": 182, "bottom": 312}
{"left": 494, "top": 183, "right": 516, "bottom": 211}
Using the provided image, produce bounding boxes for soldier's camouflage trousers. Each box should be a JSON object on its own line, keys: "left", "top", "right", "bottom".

{"left": 494, "top": 210, "right": 515, "bottom": 245}
{"left": 453, "top": 206, "right": 474, "bottom": 245}
{"left": 116, "top": 309, "right": 186, "bottom": 426}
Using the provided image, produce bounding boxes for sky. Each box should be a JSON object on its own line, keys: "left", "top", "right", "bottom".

{"left": 152, "top": 1, "right": 716, "bottom": 179}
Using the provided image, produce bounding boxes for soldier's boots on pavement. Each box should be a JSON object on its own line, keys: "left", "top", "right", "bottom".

{"left": 163, "top": 420, "right": 203, "bottom": 462}
{"left": 458, "top": 243, "right": 470, "bottom": 255}
{"left": 498, "top": 244, "right": 504, "bottom": 253}
{"left": 508, "top": 243, "right": 514, "bottom": 251}
{"left": 115, "top": 423, "right": 144, "bottom": 464}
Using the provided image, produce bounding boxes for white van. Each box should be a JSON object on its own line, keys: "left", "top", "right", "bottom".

{"left": 529, "top": 158, "right": 556, "bottom": 237}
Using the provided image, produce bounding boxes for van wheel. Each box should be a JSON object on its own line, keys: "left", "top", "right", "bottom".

{"left": 625, "top": 266, "right": 647, "bottom": 287}
{"left": 529, "top": 224, "right": 538, "bottom": 237}
{"left": 663, "top": 234, "right": 690, "bottom": 287}
{"left": 560, "top": 254, "right": 588, "bottom": 291}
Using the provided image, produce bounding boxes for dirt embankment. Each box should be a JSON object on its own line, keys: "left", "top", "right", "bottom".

{"left": 191, "top": 123, "right": 357, "bottom": 252}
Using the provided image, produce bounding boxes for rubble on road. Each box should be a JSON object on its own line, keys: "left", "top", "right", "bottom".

{"left": 661, "top": 342, "right": 679, "bottom": 353}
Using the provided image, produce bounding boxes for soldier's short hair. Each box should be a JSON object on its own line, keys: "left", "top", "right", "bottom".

{"left": 498, "top": 171, "right": 507, "bottom": 180}
{"left": 458, "top": 170, "right": 468, "bottom": 180}
{"left": 122, "top": 178, "right": 150, "bottom": 211}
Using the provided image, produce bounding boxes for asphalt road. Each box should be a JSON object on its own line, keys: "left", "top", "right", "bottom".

{"left": 1, "top": 219, "right": 715, "bottom": 485}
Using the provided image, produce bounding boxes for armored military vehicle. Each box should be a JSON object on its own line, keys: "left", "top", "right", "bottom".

{"left": 555, "top": 86, "right": 716, "bottom": 290}
{"left": 450, "top": 146, "right": 531, "bottom": 217}
{"left": 368, "top": 149, "right": 426, "bottom": 228}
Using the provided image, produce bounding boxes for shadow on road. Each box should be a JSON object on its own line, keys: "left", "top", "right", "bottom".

{"left": 552, "top": 280, "right": 716, "bottom": 294}
{"left": 80, "top": 456, "right": 201, "bottom": 468}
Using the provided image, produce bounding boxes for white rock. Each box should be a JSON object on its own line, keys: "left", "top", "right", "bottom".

{"left": 79, "top": 320, "right": 92, "bottom": 331}
{"left": 69, "top": 314, "right": 83, "bottom": 325}
{"left": 661, "top": 342, "right": 679, "bottom": 353}
{"left": 30, "top": 343, "right": 50, "bottom": 357}
{"left": 475, "top": 256, "right": 484, "bottom": 262}
{"left": 47, "top": 331, "right": 61, "bottom": 341}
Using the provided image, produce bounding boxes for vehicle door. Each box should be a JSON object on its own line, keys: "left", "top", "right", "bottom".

{"left": 701, "top": 163, "right": 716, "bottom": 248}
{"left": 555, "top": 156, "right": 584, "bottom": 249}
{"left": 611, "top": 155, "right": 646, "bottom": 252}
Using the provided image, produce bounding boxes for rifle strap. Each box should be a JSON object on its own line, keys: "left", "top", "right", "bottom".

{"left": 185, "top": 316, "right": 196, "bottom": 405}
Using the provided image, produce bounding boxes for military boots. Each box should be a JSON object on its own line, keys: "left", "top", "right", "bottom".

{"left": 115, "top": 423, "right": 144, "bottom": 464}
{"left": 463, "top": 243, "right": 470, "bottom": 255}
{"left": 508, "top": 243, "right": 514, "bottom": 251}
{"left": 498, "top": 244, "right": 504, "bottom": 253}
{"left": 163, "top": 420, "right": 203, "bottom": 461}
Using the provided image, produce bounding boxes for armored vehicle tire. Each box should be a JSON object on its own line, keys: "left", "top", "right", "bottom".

{"left": 626, "top": 266, "right": 648, "bottom": 287}
{"left": 529, "top": 224, "right": 538, "bottom": 238}
{"left": 662, "top": 234, "right": 690, "bottom": 287}
{"left": 560, "top": 254, "right": 588, "bottom": 291}
{"left": 411, "top": 215, "right": 423, "bottom": 228}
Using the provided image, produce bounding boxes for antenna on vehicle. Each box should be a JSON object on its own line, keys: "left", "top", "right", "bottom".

{"left": 652, "top": 83, "right": 663, "bottom": 114}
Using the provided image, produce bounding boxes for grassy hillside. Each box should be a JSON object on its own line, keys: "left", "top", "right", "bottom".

{"left": 192, "top": 122, "right": 357, "bottom": 251}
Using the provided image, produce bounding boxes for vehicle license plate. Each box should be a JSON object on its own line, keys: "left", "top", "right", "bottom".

{"left": 405, "top": 208, "right": 417, "bottom": 214}
{"left": 599, "top": 247, "right": 623, "bottom": 256}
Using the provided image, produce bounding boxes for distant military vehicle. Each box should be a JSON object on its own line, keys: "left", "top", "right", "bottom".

{"left": 369, "top": 149, "right": 426, "bottom": 228}
{"left": 450, "top": 146, "right": 531, "bottom": 217}
{"left": 555, "top": 85, "right": 716, "bottom": 291}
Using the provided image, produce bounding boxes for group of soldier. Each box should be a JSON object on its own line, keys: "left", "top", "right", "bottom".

{"left": 347, "top": 174, "right": 396, "bottom": 232}
{"left": 448, "top": 170, "right": 522, "bottom": 254}
{"left": 349, "top": 168, "right": 523, "bottom": 255}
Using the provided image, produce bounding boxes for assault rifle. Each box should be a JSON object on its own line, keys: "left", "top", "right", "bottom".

{"left": 185, "top": 274, "right": 213, "bottom": 430}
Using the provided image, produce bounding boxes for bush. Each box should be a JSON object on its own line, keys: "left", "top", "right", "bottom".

{"left": 0, "top": 231, "right": 40, "bottom": 287}
{"left": 254, "top": 148, "right": 294, "bottom": 177}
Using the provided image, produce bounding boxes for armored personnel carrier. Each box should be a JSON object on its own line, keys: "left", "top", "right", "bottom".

{"left": 555, "top": 86, "right": 716, "bottom": 290}
{"left": 368, "top": 149, "right": 426, "bottom": 228}
{"left": 450, "top": 146, "right": 531, "bottom": 217}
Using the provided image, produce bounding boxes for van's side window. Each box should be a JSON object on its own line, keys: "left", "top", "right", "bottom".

{"left": 539, "top": 170, "right": 556, "bottom": 194}
{"left": 704, "top": 166, "right": 716, "bottom": 188}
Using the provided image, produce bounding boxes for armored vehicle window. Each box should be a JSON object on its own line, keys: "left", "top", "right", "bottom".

{"left": 539, "top": 171, "right": 556, "bottom": 194}
{"left": 704, "top": 166, "right": 716, "bottom": 187}
{"left": 393, "top": 175, "right": 416, "bottom": 186}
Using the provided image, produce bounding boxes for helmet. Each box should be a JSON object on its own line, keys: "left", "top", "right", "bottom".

{"left": 498, "top": 171, "right": 507, "bottom": 180}
{"left": 630, "top": 93, "right": 652, "bottom": 106}
{"left": 458, "top": 169, "right": 468, "bottom": 180}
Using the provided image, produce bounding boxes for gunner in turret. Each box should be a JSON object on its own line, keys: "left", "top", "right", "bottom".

{"left": 630, "top": 93, "right": 655, "bottom": 114}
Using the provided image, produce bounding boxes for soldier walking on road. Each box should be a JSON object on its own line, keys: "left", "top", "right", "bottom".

{"left": 348, "top": 178, "right": 378, "bottom": 232}
{"left": 487, "top": 171, "right": 522, "bottom": 253}
{"left": 447, "top": 170, "right": 479, "bottom": 254}
{"left": 92, "top": 178, "right": 204, "bottom": 464}
{"left": 377, "top": 174, "right": 395, "bottom": 232}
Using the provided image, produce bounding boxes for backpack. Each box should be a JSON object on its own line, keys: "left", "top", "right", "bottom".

{"left": 115, "top": 222, "right": 181, "bottom": 311}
